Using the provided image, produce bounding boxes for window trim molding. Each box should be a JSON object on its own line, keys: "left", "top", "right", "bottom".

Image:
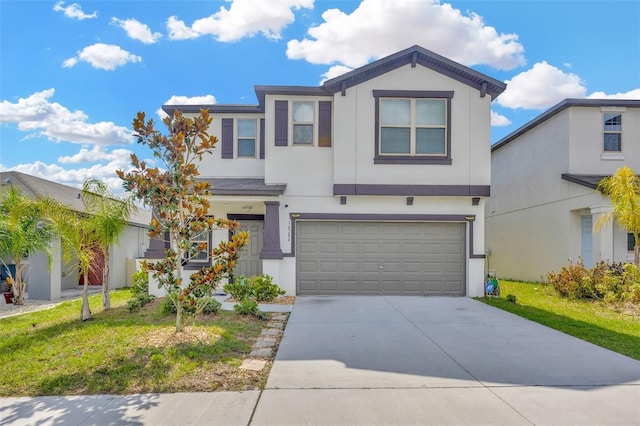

{"left": 603, "top": 112, "right": 623, "bottom": 153}
{"left": 373, "top": 90, "right": 453, "bottom": 164}
{"left": 236, "top": 118, "right": 258, "bottom": 158}
{"left": 183, "top": 222, "right": 213, "bottom": 270}
{"left": 292, "top": 100, "right": 315, "bottom": 146}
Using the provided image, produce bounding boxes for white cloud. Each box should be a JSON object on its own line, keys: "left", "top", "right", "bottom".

{"left": 587, "top": 88, "right": 640, "bottom": 99}
{"left": 167, "top": 16, "right": 199, "bottom": 40}
{"left": 0, "top": 88, "right": 133, "bottom": 146}
{"left": 2, "top": 160, "right": 137, "bottom": 195}
{"left": 53, "top": 1, "right": 97, "bottom": 20}
{"left": 320, "top": 65, "right": 353, "bottom": 84}
{"left": 491, "top": 110, "right": 511, "bottom": 127}
{"left": 64, "top": 43, "right": 142, "bottom": 71}
{"left": 157, "top": 95, "right": 218, "bottom": 119}
{"left": 167, "top": 0, "right": 313, "bottom": 42}
{"left": 62, "top": 57, "right": 78, "bottom": 68}
{"left": 497, "top": 61, "right": 586, "bottom": 110}
{"left": 286, "top": 0, "right": 525, "bottom": 70}
{"left": 111, "top": 17, "right": 162, "bottom": 44}
{"left": 58, "top": 145, "right": 134, "bottom": 164}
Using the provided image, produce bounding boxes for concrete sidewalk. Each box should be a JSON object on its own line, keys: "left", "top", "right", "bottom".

{"left": 1, "top": 296, "right": 639, "bottom": 425}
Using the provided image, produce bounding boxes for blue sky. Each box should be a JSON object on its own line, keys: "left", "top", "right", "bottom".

{"left": 1, "top": 0, "right": 639, "bottom": 193}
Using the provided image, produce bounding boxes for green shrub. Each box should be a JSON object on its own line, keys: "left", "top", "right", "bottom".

{"left": 548, "top": 260, "right": 640, "bottom": 304}
{"left": 223, "top": 274, "right": 285, "bottom": 302}
{"left": 596, "top": 263, "right": 640, "bottom": 303}
{"left": 233, "top": 297, "right": 267, "bottom": 320}
{"left": 160, "top": 293, "right": 222, "bottom": 316}
{"left": 506, "top": 294, "right": 517, "bottom": 303}
{"left": 546, "top": 259, "right": 597, "bottom": 299}
{"left": 250, "top": 274, "right": 286, "bottom": 302}
{"left": 223, "top": 276, "right": 252, "bottom": 300}
{"left": 128, "top": 268, "right": 155, "bottom": 313}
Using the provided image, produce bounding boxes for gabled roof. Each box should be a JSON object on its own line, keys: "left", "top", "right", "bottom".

{"left": 162, "top": 45, "right": 506, "bottom": 115}
{"left": 493, "top": 99, "right": 640, "bottom": 152}
{"left": 0, "top": 171, "right": 151, "bottom": 227}
{"left": 322, "top": 45, "right": 506, "bottom": 99}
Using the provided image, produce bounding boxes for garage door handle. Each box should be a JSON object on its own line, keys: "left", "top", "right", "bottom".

{"left": 379, "top": 266, "right": 384, "bottom": 269}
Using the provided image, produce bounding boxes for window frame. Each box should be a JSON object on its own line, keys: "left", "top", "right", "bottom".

{"left": 373, "top": 90, "right": 453, "bottom": 164}
{"left": 603, "top": 112, "right": 622, "bottom": 152}
{"left": 183, "top": 226, "right": 212, "bottom": 270}
{"left": 292, "top": 101, "right": 315, "bottom": 146}
{"left": 236, "top": 118, "right": 258, "bottom": 158}
{"left": 629, "top": 233, "right": 636, "bottom": 252}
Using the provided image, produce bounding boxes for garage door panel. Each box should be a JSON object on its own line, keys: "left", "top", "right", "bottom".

{"left": 297, "top": 222, "right": 465, "bottom": 296}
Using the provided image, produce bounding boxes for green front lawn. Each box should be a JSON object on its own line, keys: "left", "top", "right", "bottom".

{"left": 480, "top": 280, "right": 640, "bottom": 360}
{"left": 0, "top": 290, "right": 268, "bottom": 396}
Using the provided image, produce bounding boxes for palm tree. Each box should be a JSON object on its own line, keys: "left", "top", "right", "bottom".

{"left": 596, "top": 166, "right": 640, "bottom": 267}
{"left": 81, "top": 179, "right": 137, "bottom": 310}
{"left": 0, "top": 186, "right": 55, "bottom": 305}
{"left": 48, "top": 205, "right": 100, "bottom": 321}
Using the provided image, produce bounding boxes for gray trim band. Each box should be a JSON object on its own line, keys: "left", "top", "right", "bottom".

{"left": 333, "top": 184, "right": 490, "bottom": 196}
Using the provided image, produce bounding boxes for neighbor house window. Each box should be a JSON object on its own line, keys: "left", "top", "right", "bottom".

{"left": 237, "top": 119, "right": 257, "bottom": 157}
{"left": 185, "top": 229, "right": 210, "bottom": 267}
{"left": 374, "top": 90, "right": 452, "bottom": 164}
{"left": 603, "top": 113, "right": 622, "bottom": 152}
{"left": 293, "top": 101, "right": 314, "bottom": 145}
{"left": 629, "top": 233, "right": 636, "bottom": 251}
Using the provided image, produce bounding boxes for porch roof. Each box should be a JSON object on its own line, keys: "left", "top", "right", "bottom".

{"left": 200, "top": 178, "right": 286, "bottom": 196}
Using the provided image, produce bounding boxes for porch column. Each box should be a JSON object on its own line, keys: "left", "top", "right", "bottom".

{"left": 260, "top": 201, "right": 283, "bottom": 259}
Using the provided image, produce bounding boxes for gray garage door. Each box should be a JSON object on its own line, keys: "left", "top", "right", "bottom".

{"left": 296, "top": 221, "right": 465, "bottom": 296}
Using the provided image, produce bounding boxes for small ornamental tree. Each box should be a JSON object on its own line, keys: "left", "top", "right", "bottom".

{"left": 117, "top": 110, "right": 248, "bottom": 332}
{"left": 81, "top": 178, "right": 137, "bottom": 310}
{"left": 0, "top": 186, "right": 55, "bottom": 305}
{"left": 596, "top": 166, "right": 640, "bottom": 267}
{"left": 49, "top": 207, "right": 101, "bottom": 321}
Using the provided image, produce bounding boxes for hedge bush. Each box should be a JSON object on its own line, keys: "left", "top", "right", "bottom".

{"left": 547, "top": 259, "right": 640, "bottom": 303}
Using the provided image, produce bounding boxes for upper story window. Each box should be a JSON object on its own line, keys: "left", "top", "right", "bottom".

{"left": 373, "top": 90, "right": 453, "bottom": 165}
{"left": 237, "top": 119, "right": 257, "bottom": 157}
{"left": 603, "top": 113, "right": 622, "bottom": 152}
{"left": 293, "top": 102, "right": 314, "bottom": 145}
{"left": 221, "top": 117, "right": 264, "bottom": 159}
{"left": 274, "top": 100, "right": 332, "bottom": 147}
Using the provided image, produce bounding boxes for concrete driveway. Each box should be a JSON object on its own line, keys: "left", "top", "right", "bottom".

{"left": 252, "top": 296, "right": 640, "bottom": 426}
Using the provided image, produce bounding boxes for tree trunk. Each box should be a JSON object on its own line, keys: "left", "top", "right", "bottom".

{"left": 102, "top": 248, "right": 110, "bottom": 310}
{"left": 635, "top": 244, "right": 639, "bottom": 268}
{"left": 81, "top": 271, "right": 92, "bottom": 321}
{"left": 175, "top": 299, "right": 183, "bottom": 332}
{"left": 12, "top": 262, "right": 25, "bottom": 305}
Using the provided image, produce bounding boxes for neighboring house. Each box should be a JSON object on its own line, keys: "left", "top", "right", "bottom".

{"left": 0, "top": 171, "right": 151, "bottom": 300}
{"left": 486, "top": 99, "right": 640, "bottom": 282}
{"left": 159, "top": 45, "right": 506, "bottom": 297}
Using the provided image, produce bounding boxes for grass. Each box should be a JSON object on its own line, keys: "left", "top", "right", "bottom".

{"left": 0, "top": 289, "right": 273, "bottom": 396}
{"left": 480, "top": 280, "right": 640, "bottom": 360}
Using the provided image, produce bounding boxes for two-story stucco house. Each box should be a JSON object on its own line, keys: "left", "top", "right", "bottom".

{"left": 486, "top": 99, "right": 640, "bottom": 282}
{"left": 160, "top": 45, "right": 506, "bottom": 297}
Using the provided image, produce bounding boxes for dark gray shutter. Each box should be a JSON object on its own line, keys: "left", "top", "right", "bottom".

{"left": 221, "top": 118, "right": 233, "bottom": 159}
{"left": 260, "top": 118, "right": 265, "bottom": 159}
{"left": 318, "top": 101, "right": 332, "bottom": 147}
{"left": 274, "top": 101, "right": 288, "bottom": 146}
